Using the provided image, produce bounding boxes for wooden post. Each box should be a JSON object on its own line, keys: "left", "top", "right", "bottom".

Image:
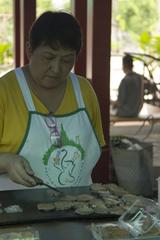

{"left": 20, "top": 0, "right": 36, "bottom": 65}
{"left": 13, "top": 0, "right": 36, "bottom": 66}
{"left": 13, "top": 0, "right": 20, "bottom": 67}
{"left": 73, "top": 0, "right": 87, "bottom": 76}
{"left": 91, "top": 0, "right": 112, "bottom": 183}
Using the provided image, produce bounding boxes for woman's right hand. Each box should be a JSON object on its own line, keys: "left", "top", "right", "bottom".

{"left": 1, "top": 153, "right": 37, "bottom": 187}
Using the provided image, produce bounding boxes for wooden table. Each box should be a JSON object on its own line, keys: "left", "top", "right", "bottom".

{"left": 110, "top": 103, "right": 160, "bottom": 125}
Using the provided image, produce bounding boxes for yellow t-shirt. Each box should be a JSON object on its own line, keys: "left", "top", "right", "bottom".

{"left": 0, "top": 70, "right": 105, "bottom": 153}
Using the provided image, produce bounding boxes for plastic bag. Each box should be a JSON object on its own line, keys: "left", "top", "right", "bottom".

{"left": 111, "top": 136, "right": 153, "bottom": 197}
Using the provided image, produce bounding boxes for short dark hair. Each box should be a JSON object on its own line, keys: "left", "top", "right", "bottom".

{"left": 29, "top": 11, "right": 82, "bottom": 55}
{"left": 122, "top": 54, "right": 133, "bottom": 68}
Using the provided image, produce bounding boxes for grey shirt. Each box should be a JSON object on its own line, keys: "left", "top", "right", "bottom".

{"left": 117, "top": 72, "right": 144, "bottom": 117}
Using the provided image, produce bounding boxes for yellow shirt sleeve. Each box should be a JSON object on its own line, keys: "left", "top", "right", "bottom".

{"left": 77, "top": 76, "right": 106, "bottom": 147}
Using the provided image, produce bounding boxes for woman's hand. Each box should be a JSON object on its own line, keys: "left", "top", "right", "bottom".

{"left": 2, "top": 153, "right": 37, "bottom": 187}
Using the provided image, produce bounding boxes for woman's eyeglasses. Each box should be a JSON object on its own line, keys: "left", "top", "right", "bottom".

{"left": 44, "top": 116, "right": 61, "bottom": 147}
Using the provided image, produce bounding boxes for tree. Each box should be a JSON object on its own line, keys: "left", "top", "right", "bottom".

{"left": 37, "top": 0, "right": 71, "bottom": 16}
{"left": 116, "top": 0, "right": 158, "bottom": 41}
{"left": 0, "top": 0, "right": 13, "bottom": 67}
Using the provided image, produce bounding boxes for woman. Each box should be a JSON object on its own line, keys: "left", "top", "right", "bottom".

{"left": 0, "top": 11, "right": 105, "bottom": 189}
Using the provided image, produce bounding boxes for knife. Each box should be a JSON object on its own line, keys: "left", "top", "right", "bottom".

{"left": 32, "top": 175, "right": 63, "bottom": 195}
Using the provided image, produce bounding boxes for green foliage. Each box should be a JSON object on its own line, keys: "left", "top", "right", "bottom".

{"left": 0, "top": 42, "right": 13, "bottom": 64}
{"left": 139, "top": 32, "right": 160, "bottom": 56}
{"left": 37, "top": 0, "right": 71, "bottom": 16}
{"left": 0, "top": 0, "right": 12, "bottom": 13}
{"left": 0, "top": 1, "right": 13, "bottom": 67}
{"left": 36, "top": 0, "right": 53, "bottom": 16}
{"left": 116, "top": 0, "right": 158, "bottom": 40}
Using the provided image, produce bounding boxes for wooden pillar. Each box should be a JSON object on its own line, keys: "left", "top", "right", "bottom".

{"left": 13, "top": 0, "right": 36, "bottom": 67}
{"left": 73, "top": 0, "right": 87, "bottom": 76}
{"left": 13, "top": 0, "right": 20, "bottom": 67}
{"left": 91, "top": 0, "right": 112, "bottom": 183}
{"left": 74, "top": 0, "right": 112, "bottom": 183}
{"left": 20, "top": 0, "right": 36, "bottom": 65}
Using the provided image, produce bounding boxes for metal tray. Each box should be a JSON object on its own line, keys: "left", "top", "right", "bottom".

{"left": 0, "top": 187, "right": 118, "bottom": 226}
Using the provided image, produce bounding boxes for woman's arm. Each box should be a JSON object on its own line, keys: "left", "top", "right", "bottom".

{"left": 0, "top": 153, "right": 37, "bottom": 187}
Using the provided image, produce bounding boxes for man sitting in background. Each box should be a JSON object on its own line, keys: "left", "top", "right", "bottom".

{"left": 111, "top": 54, "right": 144, "bottom": 117}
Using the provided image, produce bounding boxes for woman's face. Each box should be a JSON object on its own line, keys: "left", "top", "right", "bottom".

{"left": 28, "top": 44, "right": 76, "bottom": 89}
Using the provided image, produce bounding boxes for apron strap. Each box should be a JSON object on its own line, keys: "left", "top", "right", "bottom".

{"left": 70, "top": 72, "right": 85, "bottom": 108}
{"left": 15, "top": 68, "right": 36, "bottom": 111}
{"left": 15, "top": 69, "right": 84, "bottom": 111}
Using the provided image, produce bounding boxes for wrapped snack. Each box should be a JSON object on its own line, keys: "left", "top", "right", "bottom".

{"left": 4, "top": 205, "right": 23, "bottom": 213}
{"left": 90, "top": 183, "right": 107, "bottom": 192}
{"left": 91, "top": 198, "right": 160, "bottom": 240}
{"left": 0, "top": 227, "right": 39, "bottom": 240}
{"left": 91, "top": 222, "right": 129, "bottom": 240}
{"left": 119, "top": 198, "right": 160, "bottom": 237}
{"left": 75, "top": 204, "right": 94, "bottom": 215}
{"left": 37, "top": 203, "right": 55, "bottom": 211}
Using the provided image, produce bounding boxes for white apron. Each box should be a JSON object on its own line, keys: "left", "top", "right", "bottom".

{"left": 0, "top": 68, "right": 101, "bottom": 190}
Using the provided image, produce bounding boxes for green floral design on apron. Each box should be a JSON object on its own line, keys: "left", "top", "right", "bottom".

{"left": 42, "top": 124, "right": 85, "bottom": 185}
